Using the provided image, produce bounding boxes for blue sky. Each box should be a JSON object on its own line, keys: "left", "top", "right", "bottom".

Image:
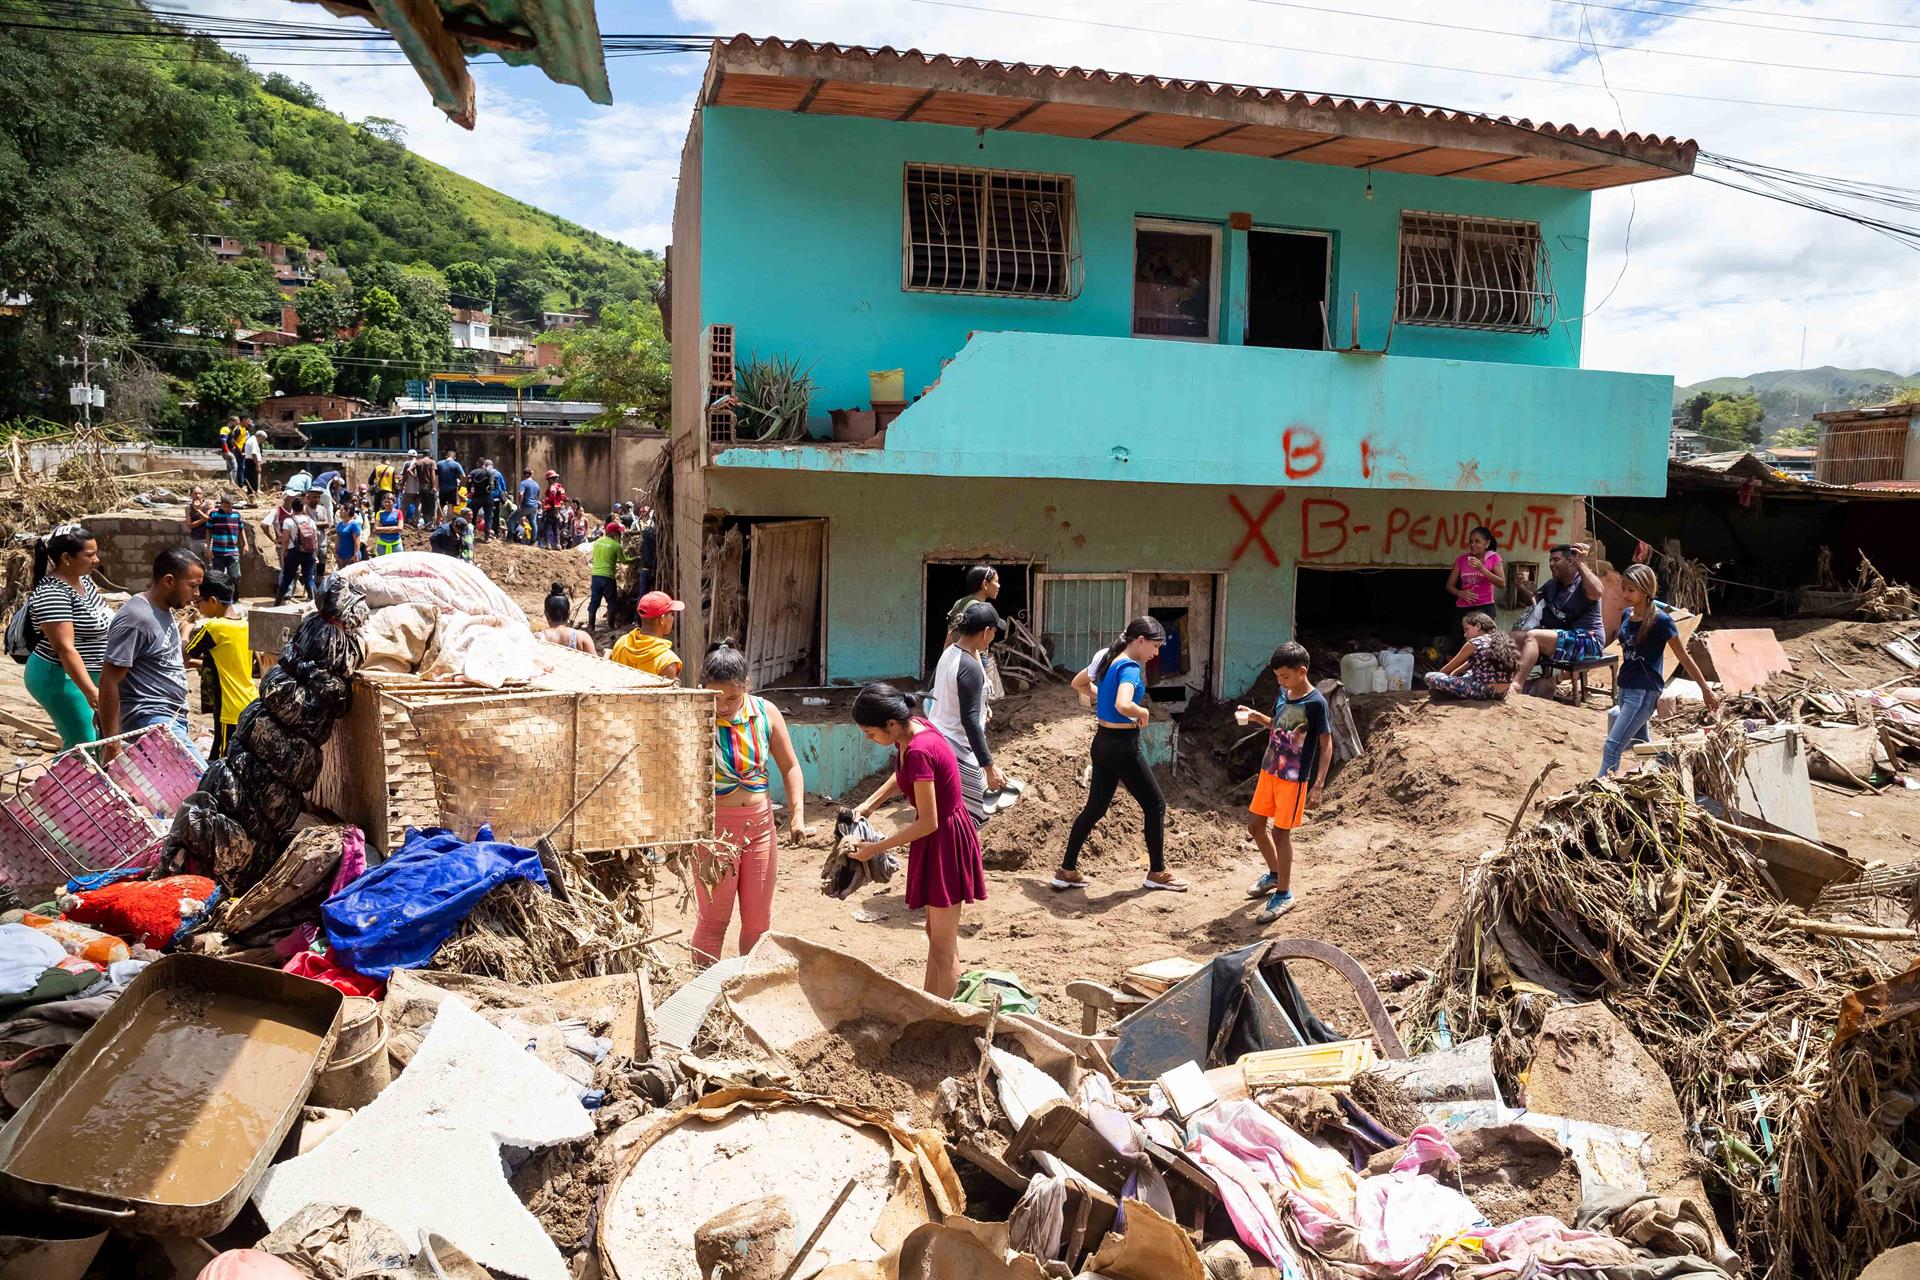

{"left": 193, "top": 0, "right": 1918, "bottom": 385}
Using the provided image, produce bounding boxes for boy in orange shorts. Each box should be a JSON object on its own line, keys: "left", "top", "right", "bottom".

{"left": 1237, "top": 642, "right": 1332, "bottom": 923}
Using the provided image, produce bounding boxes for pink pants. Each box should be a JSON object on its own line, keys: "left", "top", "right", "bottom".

{"left": 692, "top": 799, "right": 778, "bottom": 966}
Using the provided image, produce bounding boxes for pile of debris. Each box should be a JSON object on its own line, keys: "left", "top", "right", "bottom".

{"left": 1716, "top": 665, "right": 1920, "bottom": 791}
{"left": 1405, "top": 757, "right": 1918, "bottom": 1279}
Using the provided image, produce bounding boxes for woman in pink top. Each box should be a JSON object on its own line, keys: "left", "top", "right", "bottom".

{"left": 847, "top": 682, "right": 986, "bottom": 998}
{"left": 1445, "top": 525, "right": 1506, "bottom": 647}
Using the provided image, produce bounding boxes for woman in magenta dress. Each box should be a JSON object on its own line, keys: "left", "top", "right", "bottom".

{"left": 848, "top": 682, "right": 987, "bottom": 998}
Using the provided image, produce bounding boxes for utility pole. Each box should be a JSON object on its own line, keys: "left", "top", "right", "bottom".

{"left": 59, "top": 328, "right": 105, "bottom": 428}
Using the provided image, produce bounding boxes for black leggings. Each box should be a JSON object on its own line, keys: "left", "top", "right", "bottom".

{"left": 1062, "top": 726, "right": 1165, "bottom": 872}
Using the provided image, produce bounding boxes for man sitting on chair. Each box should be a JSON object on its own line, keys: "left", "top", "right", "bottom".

{"left": 1513, "top": 542, "right": 1605, "bottom": 697}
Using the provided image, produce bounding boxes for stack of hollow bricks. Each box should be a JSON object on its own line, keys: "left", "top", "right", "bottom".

{"left": 81, "top": 511, "right": 278, "bottom": 597}
{"left": 706, "top": 323, "right": 735, "bottom": 447}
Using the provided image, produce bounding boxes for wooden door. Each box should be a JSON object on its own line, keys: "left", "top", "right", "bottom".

{"left": 745, "top": 519, "right": 825, "bottom": 686}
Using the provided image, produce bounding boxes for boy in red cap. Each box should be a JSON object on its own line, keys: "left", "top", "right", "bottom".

{"left": 609, "top": 590, "right": 684, "bottom": 680}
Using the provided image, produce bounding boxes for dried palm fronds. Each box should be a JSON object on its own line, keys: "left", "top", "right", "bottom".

{"left": 1657, "top": 538, "right": 1712, "bottom": 618}
{"left": 431, "top": 875, "right": 654, "bottom": 985}
{"left": 1855, "top": 554, "right": 1918, "bottom": 622}
{"left": 1403, "top": 768, "right": 1896, "bottom": 1275}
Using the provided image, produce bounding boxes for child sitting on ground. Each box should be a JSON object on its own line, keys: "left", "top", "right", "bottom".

{"left": 1236, "top": 642, "right": 1332, "bottom": 924}
{"left": 1423, "top": 612, "right": 1517, "bottom": 700}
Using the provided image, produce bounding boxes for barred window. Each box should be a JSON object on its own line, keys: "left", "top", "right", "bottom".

{"left": 903, "top": 163, "right": 1080, "bottom": 300}
{"left": 1396, "top": 212, "right": 1551, "bottom": 333}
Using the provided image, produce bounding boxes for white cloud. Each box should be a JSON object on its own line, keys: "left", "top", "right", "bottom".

{"left": 187, "top": 0, "right": 1919, "bottom": 384}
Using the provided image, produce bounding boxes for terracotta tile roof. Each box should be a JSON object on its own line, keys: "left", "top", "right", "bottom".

{"left": 705, "top": 35, "right": 1696, "bottom": 186}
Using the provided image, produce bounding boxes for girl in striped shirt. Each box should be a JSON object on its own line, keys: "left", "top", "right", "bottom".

{"left": 22, "top": 525, "right": 113, "bottom": 748}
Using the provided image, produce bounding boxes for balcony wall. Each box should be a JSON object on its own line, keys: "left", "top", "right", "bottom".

{"left": 714, "top": 330, "right": 1674, "bottom": 498}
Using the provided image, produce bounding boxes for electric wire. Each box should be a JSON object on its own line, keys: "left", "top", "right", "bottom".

{"left": 1561, "top": 0, "right": 1920, "bottom": 42}
{"left": 1245, "top": 0, "right": 1920, "bottom": 76}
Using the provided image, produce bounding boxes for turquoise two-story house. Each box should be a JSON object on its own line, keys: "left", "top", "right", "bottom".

{"left": 664, "top": 36, "right": 1694, "bottom": 708}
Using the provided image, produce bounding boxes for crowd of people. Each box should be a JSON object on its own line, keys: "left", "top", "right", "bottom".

{"left": 11, "top": 493, "right": 1716, "bottom": 1003}
{"left": 660, "top": 546, "right": 1721, "bottom": 997}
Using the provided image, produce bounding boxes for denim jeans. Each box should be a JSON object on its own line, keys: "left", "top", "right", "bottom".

{"left": 586, "top": 574, "right": 617, "bottom": 629}
{"left": 277, "top": 548, "right": 316, "bottom": 603}
{"left": 1600, "top": 685, "right": 1660, "bottom": 777}
{"left": 123, "top": 709, "right": 205, "bottom": 766}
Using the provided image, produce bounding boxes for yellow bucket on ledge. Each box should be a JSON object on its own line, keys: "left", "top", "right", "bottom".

{"left": 868, "top": 368, "right": 906, "bottom": 403}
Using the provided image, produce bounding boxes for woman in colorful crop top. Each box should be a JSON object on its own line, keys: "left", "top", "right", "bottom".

{"left": 692, "top": 639, "right": 805, "bottom": 966}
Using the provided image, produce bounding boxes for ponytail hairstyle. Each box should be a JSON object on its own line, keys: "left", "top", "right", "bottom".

{"left": 1094, "top": 616, "right": 1167, "bottom": 684}
{"left": 702, "top": 637, "right": 750, "bottom": 686}
{"left": 31, "top": 524, "right": 93, "bottom": 587}
{"left": 1469, "top": 524, "right": 1498, "bottom": 553}
{"left": 542, "top": 582, "right": 571, "bottom": 627}
{"left": 1625, "top": 563, "right": 1661, "bottom": 647}
{"left": 852, "top": 681, "right": 917, "bottom": 731}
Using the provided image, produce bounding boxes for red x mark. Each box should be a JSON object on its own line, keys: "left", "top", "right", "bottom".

{"left": 1229, "top": 491, "right": 1285, "bottom": 566}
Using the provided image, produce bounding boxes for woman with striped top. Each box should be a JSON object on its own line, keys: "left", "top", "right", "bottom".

{"left": 930, "top": 601, "right": 1005, "bottom": 825}
{"left": 23, "top": 525, "right": 113, "bottom": 748}
{"left": 692, "top": 640, "right": 805, "bottom": 966}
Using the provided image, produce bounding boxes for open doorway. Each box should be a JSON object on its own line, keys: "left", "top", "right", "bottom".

{"left": 1292, "top": 566, "right": 1453, "bottom": 676}
{"left": 1131, "top": 572, "right": 1219, "bottom": 709}
{"left": 1246, "top": 229, "right": 1331, "bottom": 350}
{"left": 923, "top": 561, "right": 1033, "bottom": 677}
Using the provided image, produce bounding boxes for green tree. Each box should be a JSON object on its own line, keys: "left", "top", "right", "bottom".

{"left": 265, "top": 344, "right": 335, "bottom": 394}
{"left": 294, "top": 277, "right": 354, "bottom": 340}
{"left": 193, "top": 358, "right": 269, "bottom": 422}
{"left": 358, "top": 285, "right": 401, "bottom": 330}
{"left": 260, "top": 73, "right": 323, "bottom": 109}
{"left": 1770, "top": 424, "right": 1818, "bottom": 448}
{"left": 542, "top": 299, "right": 670, "bottom": 429}
{"left": 1700, "top": 393, "right": 1766, "bottom": 447}
{"left": 176, "top": 256, "right": 282, "bottom": 337}
{"left": 444, "top": 260, "right": 495, "bottom": 305}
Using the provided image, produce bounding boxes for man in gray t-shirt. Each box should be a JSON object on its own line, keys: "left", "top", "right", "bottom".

{"left": 98, "top": 547, "right": 205, "bottom": 761}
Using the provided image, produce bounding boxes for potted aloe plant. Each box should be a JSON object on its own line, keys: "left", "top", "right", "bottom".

{"left": 736, "top": 353, "right": 816, "bottom": 443}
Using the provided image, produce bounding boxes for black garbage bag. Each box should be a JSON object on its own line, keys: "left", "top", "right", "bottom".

{"left": 160, "top": 792, "right": 253, "bottom": 883}
{"left": 197, "top": 758, "right": 245, "bottom": 814}
{"left": 233, "top": 701, "right": 322, "bottom": 791}
{"left": 281, "top": 615, "right": 361, "bottom": 680}
{"left": 312, "top": 573, "right": 371, "bottom": 632}
{"left": 257, "top": 666, "right": 338, "bottom": 736}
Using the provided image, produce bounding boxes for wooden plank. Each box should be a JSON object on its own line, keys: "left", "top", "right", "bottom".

{"left": 746, "top": 519, "right": 824, "bottom": 687}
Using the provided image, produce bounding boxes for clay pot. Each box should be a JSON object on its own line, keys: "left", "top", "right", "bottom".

{"left": 828, "top": 409, "right": 877, "bottom": 444}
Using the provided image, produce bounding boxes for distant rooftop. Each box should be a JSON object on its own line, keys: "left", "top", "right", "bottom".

{"left": 701, "top": 35, "right": 1696, "bottom": 189}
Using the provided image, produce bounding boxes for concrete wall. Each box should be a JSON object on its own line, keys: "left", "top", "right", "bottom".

{"left": 713, "top": 331, "right": 1673, "bottom": 498}
{"left": 79, "top": 510, "right": 278, "bottom": 597}
{"left": 698, "top": 105, "right": 1595, "bottom": 423}
{"left": 440, "top": 427, "right": 667, "bottom": 513}
{"left": 707, "top": 469, "right": 1582, "bottom": 694}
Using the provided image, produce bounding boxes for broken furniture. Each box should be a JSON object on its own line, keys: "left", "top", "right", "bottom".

{"left": 0, "top": 727, "right": 203, "bottom": 901}
{"left": 0, "top": 954, "right": 342, "bottom": 1236}
{"left": 1084, "top": 939, "right": 1408, "bottom": 1080}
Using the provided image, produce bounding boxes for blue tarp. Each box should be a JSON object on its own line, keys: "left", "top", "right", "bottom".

{"left": 322, "top": 825, "right": 547, "bottom": 979}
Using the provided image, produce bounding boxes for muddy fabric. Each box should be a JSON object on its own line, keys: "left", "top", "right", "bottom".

{"left": 819, "top": 814, "right": 896, "bottom": 900}
{"left": 1577, "top": 1187, "right": 1738, "bottom": 1276}
{"left": 257, "top": 1202, "right": 412, "bottom": 1279}
{"left": 221, "top": 826, "right": 356, "bottom": 938}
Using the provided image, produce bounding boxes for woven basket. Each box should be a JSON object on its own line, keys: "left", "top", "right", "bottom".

{"left": 313, "top": 644, "right": 714, "bottom": 855}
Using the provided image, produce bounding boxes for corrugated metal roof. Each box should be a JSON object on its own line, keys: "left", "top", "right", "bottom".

{"left": 704, "top": 35, "right": 1695, "bottom": 188}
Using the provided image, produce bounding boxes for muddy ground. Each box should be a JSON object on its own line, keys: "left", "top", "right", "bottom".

{"left": 667, "top": 616, "right": 1920, "bottom": 1033}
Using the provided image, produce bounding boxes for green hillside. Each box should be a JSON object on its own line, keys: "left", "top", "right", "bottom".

{"left": 0, "top": 0, "right": 663, "bottom": 429}
{"left": 1674, "top": 366, "right": 1920, "bottom": 434}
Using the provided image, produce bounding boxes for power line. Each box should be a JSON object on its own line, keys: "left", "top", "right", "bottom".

{"left": 1614, "top": 0, "right": 1920, "bottom": 32}
{"left": 1245, "top": 0, "right": 1920, "bottom": 76}
{"left": 902, "top": 0, "right": 1920, "bottom": 118}
{"left": 1554, "top": 0, "right": 1920, "bottom": 44}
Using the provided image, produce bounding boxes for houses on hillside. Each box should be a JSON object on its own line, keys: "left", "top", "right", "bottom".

{"left": 662, "top": 36, "right": 1695, "bottom": 696}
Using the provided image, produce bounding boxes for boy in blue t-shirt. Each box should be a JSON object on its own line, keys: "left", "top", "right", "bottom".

{"left": 1236, "top": 641, "right": 1332, "bottom": 923}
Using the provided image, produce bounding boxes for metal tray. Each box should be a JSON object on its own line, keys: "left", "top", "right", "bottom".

{"left": 0, "top": 954, "right": 342, "bottom": 1236}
